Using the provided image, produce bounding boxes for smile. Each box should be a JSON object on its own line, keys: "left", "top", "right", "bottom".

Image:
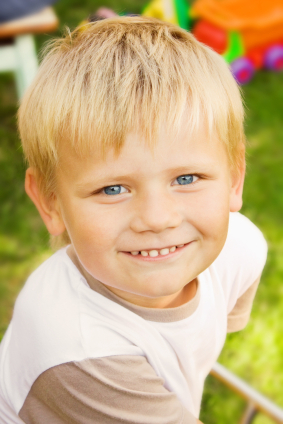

{"left": 123, "top": 243, "right": 191, "bottom": 259}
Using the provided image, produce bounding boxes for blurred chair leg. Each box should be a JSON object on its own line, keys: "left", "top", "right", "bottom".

{"left": 14, "top": 34, "right": 38, "bottom": 99}
{"left": 0, "top": 44, "right": 17, "bottom": 72}
{"left": 240, "top": 403, "right": 258, "bottom": 424}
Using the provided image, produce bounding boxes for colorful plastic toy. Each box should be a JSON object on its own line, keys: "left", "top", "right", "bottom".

{"left": 85, "top": 2, "right": 191, "bottom": 29}
{"left": 190, "top": 0, "right": 283, "bottom": 84}
{"left": 89, "top": 0, "right": 283, "bottom": 84}
{"left": 142, "top": 0, "right": 191, "bottom": 30}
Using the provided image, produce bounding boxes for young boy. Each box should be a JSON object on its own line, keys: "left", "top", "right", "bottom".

{"left": 0, "top": 17, "right": 267, "bottom": 424}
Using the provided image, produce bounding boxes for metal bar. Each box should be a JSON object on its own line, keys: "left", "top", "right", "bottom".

{"left": 240, "top": 402, "right": 258, "bottom": 424}
{"left": 211, "top": 362, "right": 283, "bottom": 423}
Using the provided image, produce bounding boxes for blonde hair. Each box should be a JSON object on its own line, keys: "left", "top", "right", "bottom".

{"left": 18, "top": 16, "right": 245, "bottom": 246}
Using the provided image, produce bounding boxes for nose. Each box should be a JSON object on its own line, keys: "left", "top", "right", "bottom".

{"left": 130, "top": 191, "right": 182, "bottom": 234}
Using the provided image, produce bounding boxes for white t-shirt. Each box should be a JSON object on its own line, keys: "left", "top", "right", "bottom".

{"left": 0, "top": 212, "right": 267, "bottom": 423}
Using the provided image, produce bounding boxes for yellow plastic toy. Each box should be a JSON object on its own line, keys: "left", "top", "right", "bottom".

{"left": 142, "top": 0, "right": 191, "bottom": 30}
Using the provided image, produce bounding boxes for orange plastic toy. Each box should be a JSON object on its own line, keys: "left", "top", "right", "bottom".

{"left": 191, "top": 0, "right": 283, "bottom": 83}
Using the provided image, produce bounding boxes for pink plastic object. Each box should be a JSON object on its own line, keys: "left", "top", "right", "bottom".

{"left": 230, "top": 57, "right": 255, "bottom": 84}
{"left": 95, "top": 8, "right": 118, "bottom": 19}
{"left": 264, "top": 45, "right": 283, "bottom": 71}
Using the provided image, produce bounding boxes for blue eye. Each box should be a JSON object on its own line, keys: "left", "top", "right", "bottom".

{"left": 103, "top": 185, "right": 127, "bottom": 195}
{"left": 176, "top": 175, "right": 197, "bottom": 185}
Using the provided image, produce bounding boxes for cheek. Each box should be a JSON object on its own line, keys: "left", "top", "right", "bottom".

{"left": 186, "top": 185, "right": 230, "bottom": 241}
{"left": 62, "top": 199, "right": 124, "bottom": 252}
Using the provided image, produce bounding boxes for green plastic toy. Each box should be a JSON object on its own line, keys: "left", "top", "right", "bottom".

{"left": 142, "top": 0, "right": 191, "bottom": 30}
{"left": 223, "top": 31, "right": 244, "bottom": 64}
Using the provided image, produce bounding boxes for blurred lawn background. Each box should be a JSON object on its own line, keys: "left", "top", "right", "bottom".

{"left": 0, "top": 1, "right": 283, "bottom": 423}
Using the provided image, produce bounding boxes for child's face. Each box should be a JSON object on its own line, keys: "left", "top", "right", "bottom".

{"left": 50, "top": 124, "right": 244, "bottom": 307}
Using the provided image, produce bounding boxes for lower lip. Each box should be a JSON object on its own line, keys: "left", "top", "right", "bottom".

{"left": 121, "top": 242, "right": 192, "bottom": 262}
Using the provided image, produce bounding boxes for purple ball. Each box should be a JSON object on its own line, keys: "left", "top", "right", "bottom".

{"left": 230, "top": 57, "right": 255, "bottom": 85}
{"left": 264, "top": 45, "right": 283, "bottom": 72}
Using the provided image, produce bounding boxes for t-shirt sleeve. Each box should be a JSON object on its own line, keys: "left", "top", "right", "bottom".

{"left": 227, "top": 275, "right": 260, "bottom": 332}
{"left": 213, "top": 212, "right": 268, "bottom": 316}
{"left": 19, "top": 355, "right": 196, "bottom": 424}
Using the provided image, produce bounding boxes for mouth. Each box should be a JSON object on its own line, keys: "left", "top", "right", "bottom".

{"left": 122, "top": 242, "right": 192, "bottom": 260}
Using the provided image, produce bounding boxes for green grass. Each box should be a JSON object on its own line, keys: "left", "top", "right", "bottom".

{"left": 0, "top": 2, "right": 283, "bottom": 422}
{"left": 200, "top": 70, "right": 283, "bottom": 423}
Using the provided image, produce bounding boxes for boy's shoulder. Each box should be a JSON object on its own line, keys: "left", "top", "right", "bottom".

{"left": 0, "top": 249, "right": 84, "bottom": 415}
{"left": 15, "top": 247, "right": 83, "bottom": 326}
{"left": 10, "top": 248, "right": 88, "bottom": 365}
{"left": 221, "top": 212, "right": 267, "bottom": 269}
{"left": 214, "top": 212, "right": 268, "bottom": 311}
{"left": 0, "top": 248, "right": 142, "bottom": 417}
{"left": 227, "top": 212, "right": 267, "bottom": 244}
{"left": 11, "top": 246, "right": 145, "bottom": 359}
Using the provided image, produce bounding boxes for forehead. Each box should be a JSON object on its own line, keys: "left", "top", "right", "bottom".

{"left": 57, "top": 124, "right": 229, "bottom": 185}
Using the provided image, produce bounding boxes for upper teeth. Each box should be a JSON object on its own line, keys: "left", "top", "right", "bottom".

{"left": 131, "top": 244, "right": 185, "bottom": 257}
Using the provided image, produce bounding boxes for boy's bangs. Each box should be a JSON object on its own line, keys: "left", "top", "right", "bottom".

{"left": 19, "top": 17, "right": 245, "bottom": 189}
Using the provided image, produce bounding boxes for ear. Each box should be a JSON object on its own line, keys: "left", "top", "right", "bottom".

{"left": 229, "top": 151, "right": 246, "bottom": 212}
{"left": 25, "top": 168, "right": 66, "bottom": 236}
